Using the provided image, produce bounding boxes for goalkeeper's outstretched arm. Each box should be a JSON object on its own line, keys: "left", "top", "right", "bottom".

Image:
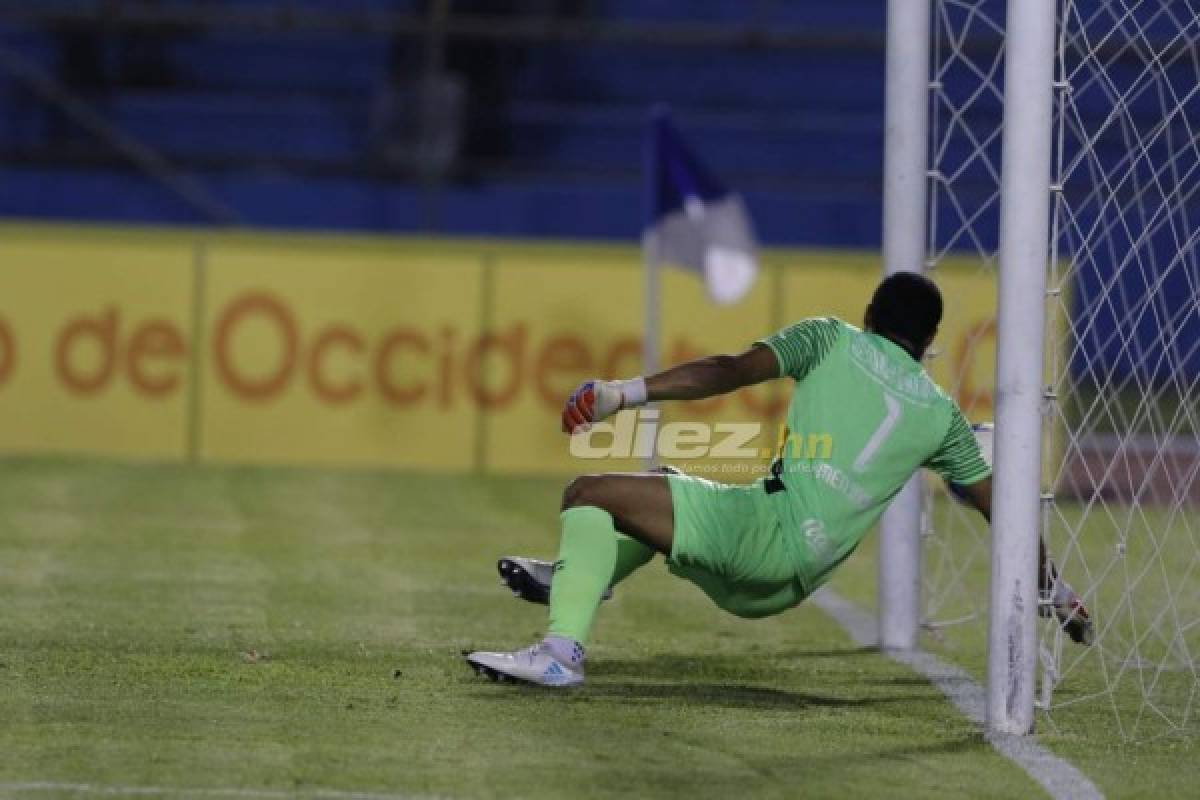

{"left": 561, "top": 345, "right": 779, "bottom": 433}
{"left": 644, "top": 345, "right": 779, "bottom": 401}
{"left": 957, "top": 476, "right": 993, "bottom": 521}
{"left": 956, "top": 477, "right": 1065, "bottom": 595}
{"left": 957, "top": 474, "right": 1094, "bottom": 644}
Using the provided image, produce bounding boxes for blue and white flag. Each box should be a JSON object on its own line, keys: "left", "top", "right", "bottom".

{"left": 643, "top": 107, "right": 759, "bottom": 305}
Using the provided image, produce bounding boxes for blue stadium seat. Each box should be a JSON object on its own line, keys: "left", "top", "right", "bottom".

{"left": 504, "top": 105, "right": 882, "bottom": 180}
{"left": 0, "top": 164, "right": 882, "bottom": 245}
{"left": 0, "top": 23, "right": 57, "bottom": 57}
{"left": 111, "top": 90, "right": 366, "bottom": 161}
{"left": 593, "top": 0, "right": 753, "bottom": 24}
{"left": 0, "top": 26, "right": 56, "bottom": 148}
{"left": 28, "top": 0, "right": 416, "bottom": 11}
{"left": 170, "top": 34, "right": 390, "bottom": 93}
{"left": 514, "top": 45, "right": 884, "bottom": 112}
{"left": 594, "top": 0, "right": 884, "bottom": 28}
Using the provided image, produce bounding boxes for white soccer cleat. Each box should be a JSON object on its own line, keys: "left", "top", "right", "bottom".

{"left": 464, "top": 642, "right": 584, "bottom": 687}
{"left": 498, "top": 556, "right": 612, "bottom": 605}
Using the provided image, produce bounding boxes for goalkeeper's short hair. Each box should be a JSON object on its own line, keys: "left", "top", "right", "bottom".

{"left": 869, "top": 272, "right": 943, "bottom": 347}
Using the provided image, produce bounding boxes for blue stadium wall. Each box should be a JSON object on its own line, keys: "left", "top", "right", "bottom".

{"left": 0, "top": 2, "right": 891, "bottom": 247}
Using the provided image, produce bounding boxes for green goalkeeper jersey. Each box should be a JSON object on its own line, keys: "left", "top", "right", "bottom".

{"left": 757, "top": 317, "right": 990, "bottom": 592}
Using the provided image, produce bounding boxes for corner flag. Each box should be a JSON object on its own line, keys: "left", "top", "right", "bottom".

{"left": 643, "top": 107, "right": 759, "bottom": 307}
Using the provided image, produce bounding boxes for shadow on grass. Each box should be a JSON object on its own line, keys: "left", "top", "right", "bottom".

{"left": 581, "top": 681, "right": 898, "bottom": 710}
{"left": 861, "top": 675, "right": 947, "bottom": 688}
{"left": 464, "top": 677, "right": 910, "bottom": 711}
{"left": 589, "top": 647, "right": 879, "bottom": 681}
{"left": 462, "top": 646, "right": 937, "bottom": 712}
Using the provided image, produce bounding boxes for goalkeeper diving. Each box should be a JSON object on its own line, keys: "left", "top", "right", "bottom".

{"left": 465, "top": 272, "right": 1093, "bottom": 687}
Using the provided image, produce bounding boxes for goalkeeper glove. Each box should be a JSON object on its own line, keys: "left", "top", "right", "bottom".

{"left": 561, "top": 378, "right": 647, "bottom": 434}
{"left": 1040, "top": 562, "right": 1094, "bottom": 646}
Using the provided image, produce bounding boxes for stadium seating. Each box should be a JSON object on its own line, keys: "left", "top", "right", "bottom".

{"left": 0, "top": 1, "right": 921, "bottom": 244}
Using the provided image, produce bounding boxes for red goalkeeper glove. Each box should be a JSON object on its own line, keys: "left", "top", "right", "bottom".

{"left": 561, "top": 378, "right": 647, "bottom": 434}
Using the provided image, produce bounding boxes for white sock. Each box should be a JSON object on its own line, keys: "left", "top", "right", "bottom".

{"left": 543, "top": 635, "right": 585, "bottom": 667}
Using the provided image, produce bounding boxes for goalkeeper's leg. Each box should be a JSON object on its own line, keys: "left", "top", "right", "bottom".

{"left": 547, "top": 472, "right": 675, "bottom": 635}
{"left": 497, "top": 467, "right": 682, "bottom": 604}
{"left": 465, "top": 473, "right": 674, "bottom": 686}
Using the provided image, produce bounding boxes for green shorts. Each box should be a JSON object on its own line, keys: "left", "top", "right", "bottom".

{"left": 665, "top": 473, "right": 809, "bottom": 619}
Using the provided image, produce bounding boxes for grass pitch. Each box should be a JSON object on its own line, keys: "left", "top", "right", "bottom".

{"left": 0, "top": 459, "right": 1191, "bottom": 798}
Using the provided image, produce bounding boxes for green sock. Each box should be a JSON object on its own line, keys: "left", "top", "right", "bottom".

{"left": 612, "top": 533, "right": 654, "bottom": 585}
{"left": 547, "top": 507, "right": 619, "bottom": 645}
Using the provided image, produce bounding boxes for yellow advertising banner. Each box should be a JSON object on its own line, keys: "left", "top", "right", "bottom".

{"left": 200, "top": 238, "right": 483, "bottom": 469}
{"left": 0, "top": 232, "right": 194, "bottom": 459}
{"left": 0, "top": 223, "right": 1001, "bottom": 476}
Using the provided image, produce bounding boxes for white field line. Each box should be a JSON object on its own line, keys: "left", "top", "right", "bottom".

{"left": 0, "top": 783, "right": 443, "bottom": 800}
{"left": 811, "top": 588, "right": 1104, "bottom": 800}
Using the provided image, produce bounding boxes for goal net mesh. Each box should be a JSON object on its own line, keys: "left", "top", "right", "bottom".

{"left": 923, "top": 0, "right": 1200, "bottom": 739}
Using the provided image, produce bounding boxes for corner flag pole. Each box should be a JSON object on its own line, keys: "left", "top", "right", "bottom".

{"left": 642, "top": 112, "right": 661, "bottom": 469}
{"left": 642, "top": 238, "right": 660, "bottom": 469}
{"left": 643, "top": 241, "right": 660, "bottom": 377}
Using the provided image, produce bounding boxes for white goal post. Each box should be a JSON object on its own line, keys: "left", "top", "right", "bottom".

{"left": 987, "top": 0, "right": 1058, "bottom": 735}
{"left": 878, "top": 0, "right": 933, "bottom": 653}
{"left": 882, "top": 0, "right": 1200, "bottom": 739}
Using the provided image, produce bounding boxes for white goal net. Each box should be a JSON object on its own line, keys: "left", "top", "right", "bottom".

{"left": 923, "top": 0, "right": 1200, "bottom": 739}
